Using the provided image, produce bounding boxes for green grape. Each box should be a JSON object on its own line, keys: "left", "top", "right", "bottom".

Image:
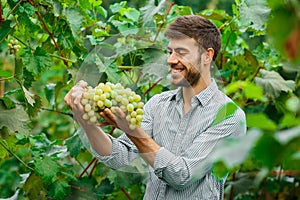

{"left": 130, "top": 118, "right": 137, "bottom": 124}
{"left": 82, "top": 113, "right": 89, "bottom": 120}
{"left": 121, "top": 98, "right": 129, "bottom": 105}
{"left": 136, "top": 115, "right": 143, "bottom": 122}
{"left": 127, "top": 103, "right": 134, "bottom": 112}
{"left": 130, "top": 111, "right": 137, "bottom": 118}
{"left": 137, "top": 102, "right": 144, "bottom": 108}
{"left": 89, "top": 116, "right": 97, "bottom": 123}
{"left": 129, "top": 124, "right": 136, "bottom": 130}
{"left": 128, "top": 95, "right": 134, "bottom": 102}
{"left": 80, "top": 82, "right": 145, "bottom": 129}
{"left": 95, "top": 88, "right": 103, "bottom": 95}
{"left": 111, "top": 106, "right": 117, "bottom": 113}
{"left": 120, "top": 105, "right": 127, "bottom": 112}
{"left": 97, "top": 100, "right": 104, "bottom": 108}
{"left": 88, "top": 110, "right": 95, "bottom": 117}
{"left": 81, "top": 98, "right": 89, "bottom": 105}
{"left": 126, "top": 114, "right": 131, "bottom": 122}
{"left": 93, "top": 95, "right": 100, "bottom": 101}
{"left": 85, "top": 104, "right": 92, "bottom": 112}
{"left": 99, "top": 94, "right": 106, "bottom": 101}
{"left": 104, "top": 99, "right": 112, "bottom": 108}
{"left": 133, "top": 94, "right": 141, "bottom": 102}
{"left": 136, "top": 108, "right": 144, "bottom": 115}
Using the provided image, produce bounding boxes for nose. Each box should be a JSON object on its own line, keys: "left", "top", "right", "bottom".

{"left": 167, "top": 52, "right": 179, "bottom": 65}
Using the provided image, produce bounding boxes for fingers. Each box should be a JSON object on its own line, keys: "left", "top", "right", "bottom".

{"left": 100, "top": 108, "right": 118, "bottom": 128}
{"left": 64, "top": 80, "right": 87, "bottom": 109}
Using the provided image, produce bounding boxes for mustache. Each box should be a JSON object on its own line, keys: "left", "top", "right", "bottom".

{"left": 168, "top": 64, "right": 186, "bottom": 73}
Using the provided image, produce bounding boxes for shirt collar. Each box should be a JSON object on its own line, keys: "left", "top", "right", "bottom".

{"left": 169, "top": 79, "right": 219, "bottom": 106}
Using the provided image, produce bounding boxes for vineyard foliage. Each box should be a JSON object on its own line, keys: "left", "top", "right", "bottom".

{"left": 0, "top": 0, "right": 300, "bottom": 199}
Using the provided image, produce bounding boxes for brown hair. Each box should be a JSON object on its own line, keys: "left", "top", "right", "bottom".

{"left": 164, "top": 15, "right": 221, "bottom": 61}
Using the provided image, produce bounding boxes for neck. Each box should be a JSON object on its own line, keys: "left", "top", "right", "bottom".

{"left": 182, "top": 74, "right": 211, "bottom": 104}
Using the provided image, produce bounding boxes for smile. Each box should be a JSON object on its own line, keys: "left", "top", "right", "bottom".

{"left": 172, "top": 68, "right": 185, "bottom": 73}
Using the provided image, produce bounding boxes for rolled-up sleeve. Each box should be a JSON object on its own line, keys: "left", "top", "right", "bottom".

{"left": 92, "top": 134, "right": 139, "bottom": 169}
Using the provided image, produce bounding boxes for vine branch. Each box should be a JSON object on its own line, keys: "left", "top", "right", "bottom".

{"left": 152, "top": 1, "right": 174, "bottom": 43}
{"left": 144, "top": 78, "right": 163, "bottom": 96}
{"left": 120, "top": 187, "right": 133, "bottom": 200}
{"left": 0, "top": 140, "right": 34, "bottom": 171}
{"left": 27, "top": 0, "right": 69, "bottom": 67}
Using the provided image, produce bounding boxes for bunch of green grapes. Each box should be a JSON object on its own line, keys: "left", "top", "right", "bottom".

{"left": 8, "top": 39, "right": 21, "bottom": 55}
{"left": 81, "top": 82, "right": 144, "bottom": 130}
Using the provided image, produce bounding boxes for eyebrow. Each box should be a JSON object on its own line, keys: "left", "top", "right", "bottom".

{"left": 167, "top": 47, "right": 190, "bottom": 53}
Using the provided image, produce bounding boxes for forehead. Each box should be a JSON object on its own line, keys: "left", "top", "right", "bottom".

{"left": 167, "top": 37, "right": 199, "bottom": 51}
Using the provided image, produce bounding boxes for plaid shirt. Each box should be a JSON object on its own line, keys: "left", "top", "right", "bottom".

{"left": 93, "top": 80, "right": 246, "bottom": 200}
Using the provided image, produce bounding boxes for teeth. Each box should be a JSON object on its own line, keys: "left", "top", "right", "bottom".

{"left": 173, "top": 69, "right": 183, "bottom": 73}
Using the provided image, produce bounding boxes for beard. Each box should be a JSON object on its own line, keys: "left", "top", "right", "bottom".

{"left": 170, "top": 63, "right": 201, "bottom": 87}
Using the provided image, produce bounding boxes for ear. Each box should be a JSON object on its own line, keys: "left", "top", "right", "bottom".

{"left": 203, "top": 48, "right": 214, "bottom": 65}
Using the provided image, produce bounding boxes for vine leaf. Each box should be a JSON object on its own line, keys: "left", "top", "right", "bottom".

{"left": 238, "top": 0, "right": 270, "bottom": 32}
{"left": 212, "top": 102, "right": 238, "bottom": 126}
{"left": 23, "top": 173, "right": 47, "bottom": 200}
{"left": 140, "top": 0, "right": 166, "bottom": 26}
{"left": 64, "top": 8, "right": 83, "bottom": 39}
{"left": 22, "top": 85, "right": 35, "bottom": 106}
{"left": 34, "top": 156, "right": 60, "bottom": 184}
{"left": 22, "top": 47, "right": 52, "bottom": 76}
{"left": 255, "top": 69, "right": 295, "bottom": 99}
{"left": 65, "top": 133, "right": 82, "bottom": 158}
{"left": 49, "top": 180, "right": 71, "bottom": 200}
{"left": 0, "top": 108, "right": 29, "bottom": 133}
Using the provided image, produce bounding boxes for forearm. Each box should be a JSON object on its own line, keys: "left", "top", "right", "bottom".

{"left": 126, "top": 128, "right": 160, "bottom": 167}
{"left": 81, "top": 123, "right": 112, "bottom": 156}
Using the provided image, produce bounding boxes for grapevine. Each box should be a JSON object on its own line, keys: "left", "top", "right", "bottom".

{"left": 81, "top": 82, "right": 144, "bottom": 130}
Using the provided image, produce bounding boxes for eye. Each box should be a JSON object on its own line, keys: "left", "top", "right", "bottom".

{"left": 176, "top": 50, "right": 186, "bottom": 56}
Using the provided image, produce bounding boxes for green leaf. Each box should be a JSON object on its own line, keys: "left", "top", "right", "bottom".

{"left": 246, "top": 113, "right": 277, "bottom": 131}
{"left": 110, "top": 1, "right": 127, "bottom": 14}
{"left": 23, "top": 173, "right": 47, "bottom": 200}
{"left": 0, "top": 20, "right": 12, "bottom": 42}
{"left": 0, "top": 108, "right": 29, "bottom": 133}
{"left": 96, "top": 6, "right": 108, "bottom": 18}
{"left": 23, "top": 3, "right": 36, "bottom": 16}
{"left": 275, "top": 126, "right": 300, "bottom": 145}
{"left": 0, "top": 69, "right": 12, "bottom": 78}
{"left": 141, "top": 0, "right": 166, "bottom": 26}
{"left": 65, "top": 133, "right": 82, "bottom": 157}
{"left": 0, "top": 97, "right": 16, "bottom": 109}
{"left": 225, "top": 81, "right": 263, "bottom": 100}
{"left": 124, "top": 8, "right": 140, "bottom": 22}
{"left": 255, "top": 69, "right": 295, "bottom": 99}
{"left": 22, "top": 47, "right": 52, "bottom": 76}
{"left": 212, "top": 130, "right": 262, "bottom": 168}
{"left": 26, "top": 94, "right": 42, "bottom": 118}
{"left": 44, "top": 83, "right": 56, "bottom": 106}
{"left": 212, "top": 102, "right": 238, "bottom": 126}
{"left": 34, "top": 156, "right": 60, "bottom": 184}
{"left": 252, "top": 133, "right": 283, "bottom": 169}
{"left": 64, "top": 8, "right": 84, "bottom": 39}
{"left": 238, "top": 0, "right": 271, "bottom": 32}
{"left": 212, "top": 161, "right": 228, "bottom": 180}
{"left": 49, "top": 180, "right": 71, "bottom": 200}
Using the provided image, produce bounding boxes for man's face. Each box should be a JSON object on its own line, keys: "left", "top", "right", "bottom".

{"left": 167, "top": 37, "right": 202, "bottom": 87}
